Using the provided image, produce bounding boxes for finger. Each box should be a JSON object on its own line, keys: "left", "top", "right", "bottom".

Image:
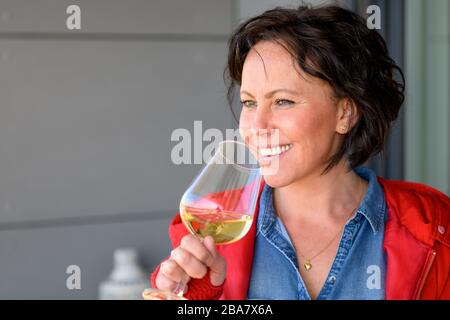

{"left": 170, "top": 247, "right": 208, "bottom": 279}
{"left": 155, "top": 272, "right": 179, "bottom": 292}
{"left": 156, "top": 270, "right": 190, "bottom": 295}
{"left": 159, "top": 259, "right": 190, "bottom": 284}
{"left": 179, "top": 234, "right": 215, "bottom": 266}
{"left": 202, "top": 235, "right": 218, "bottom": 258}
{"left": 203, "top": 236, "right": 227, "bottom": 286}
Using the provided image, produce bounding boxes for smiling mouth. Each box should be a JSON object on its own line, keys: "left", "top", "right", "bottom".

{"left": 258, "top": 144, "right": 293, "bottom": 157}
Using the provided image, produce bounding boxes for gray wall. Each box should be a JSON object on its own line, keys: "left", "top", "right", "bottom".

{"left": 0, "top": 0, "right": 234, "bottom": 299}
{"left": 0, "top": 0, "right": 358, "bottom": 299}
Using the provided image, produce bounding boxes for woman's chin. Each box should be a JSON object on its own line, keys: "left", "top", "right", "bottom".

{"left": 262, "top": 172, "right": 292, "bottom": 188}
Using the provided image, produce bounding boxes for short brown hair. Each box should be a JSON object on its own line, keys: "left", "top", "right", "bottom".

{"left": 225, "top": 5, "right": 405, "bottom": 172}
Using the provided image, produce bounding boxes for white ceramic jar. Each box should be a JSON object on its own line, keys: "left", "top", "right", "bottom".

{"left": 99, "top": 248, "right": 149, "bottom": 300}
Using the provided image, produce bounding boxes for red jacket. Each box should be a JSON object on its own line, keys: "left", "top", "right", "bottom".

{"left": 151, "top": 178, "right": 450, "bottom": 299}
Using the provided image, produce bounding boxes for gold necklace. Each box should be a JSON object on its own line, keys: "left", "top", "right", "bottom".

{"left": 298, "top": 207, "right": 356, "bottom": 271}
{"left": 297, "top": 178, "right": 364, "bottom": 271}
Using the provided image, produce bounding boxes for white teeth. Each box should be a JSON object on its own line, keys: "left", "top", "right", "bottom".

{"left": 260, "top": 144, "right": 293, "bottom": 156}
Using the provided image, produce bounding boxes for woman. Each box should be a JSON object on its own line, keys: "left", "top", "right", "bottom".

{"left": 151, "top": 5, "right": 450, "bottom": 299}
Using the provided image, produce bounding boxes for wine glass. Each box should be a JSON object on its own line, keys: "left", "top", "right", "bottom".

{"left": 143, "top": 140, "right": 262, "bottom": 300}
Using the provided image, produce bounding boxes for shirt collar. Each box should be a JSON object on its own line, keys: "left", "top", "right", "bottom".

{"left": 352, "top": 166, "right": 386, "bottom": 234}
{"left": 257, "top": 183, "right": 277, "bottom": 236}
{"left": 258, "top": 166, "right": 386, "bottom": 235}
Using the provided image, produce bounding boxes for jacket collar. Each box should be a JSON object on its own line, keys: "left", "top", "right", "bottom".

{"left": 376, "top": 177, "right": 450, "bottom": 299}
{"left": 378, "top": 177, "right": 450, "bottom": 248}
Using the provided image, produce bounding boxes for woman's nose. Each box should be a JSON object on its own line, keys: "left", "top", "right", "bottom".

{"left": 252, "top": 102, "right": 273, "bottom": 131}
{"left": 248, "top": 104, "right": 280, "bottom": 146}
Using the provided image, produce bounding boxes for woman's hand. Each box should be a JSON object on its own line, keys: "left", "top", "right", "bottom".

{"left": 155, "top": 234, "right": 227, "bottom": 293}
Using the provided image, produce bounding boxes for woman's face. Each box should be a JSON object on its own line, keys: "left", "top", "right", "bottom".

{"left": 239, "top": 40, "right": 346, "bottom": 187}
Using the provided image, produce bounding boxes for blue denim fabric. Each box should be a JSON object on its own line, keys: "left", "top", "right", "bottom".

{"left": 247, "top": 166, "right": 387, "bottom": 300}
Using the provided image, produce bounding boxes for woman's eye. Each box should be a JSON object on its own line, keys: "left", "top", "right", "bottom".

{"left": 241, "top": 100, "right": 256, "bottom": 108}
{"left": 275, "top": 99, "right": 295, "bottom": 106}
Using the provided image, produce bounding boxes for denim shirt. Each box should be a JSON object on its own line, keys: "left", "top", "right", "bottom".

{"left": 247, "top": 166, "right": 387, "bottom": 300}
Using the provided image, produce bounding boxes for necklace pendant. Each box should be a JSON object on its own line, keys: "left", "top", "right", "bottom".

{"left": 304, "top": 262, "right": 312, "bottom": 271}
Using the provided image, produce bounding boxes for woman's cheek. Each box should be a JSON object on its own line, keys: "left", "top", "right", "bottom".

{"left": 281, "top": 112, "right": 324, "bottom": 152}
{"left": 294, "top": 114, "right": 337, "bottom": 164}
{"left": 238, "top": 112, "right": 253, "bottom": 143}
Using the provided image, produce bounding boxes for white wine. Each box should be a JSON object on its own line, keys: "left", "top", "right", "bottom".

{"left": 180, "top": 204, "right": 253, "bottom": 245}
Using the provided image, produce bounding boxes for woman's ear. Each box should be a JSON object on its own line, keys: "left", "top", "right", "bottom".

{"left": 336, "top": 97, "right": 358, "bottom": 134}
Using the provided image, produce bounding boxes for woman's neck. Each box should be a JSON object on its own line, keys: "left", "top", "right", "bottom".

{"left": 272, "top": 161, "right": 368, "bottom": 226}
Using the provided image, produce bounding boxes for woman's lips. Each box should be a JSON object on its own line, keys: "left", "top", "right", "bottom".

{"left": 257, "top": 144, "right": 293, "bottom": 167}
